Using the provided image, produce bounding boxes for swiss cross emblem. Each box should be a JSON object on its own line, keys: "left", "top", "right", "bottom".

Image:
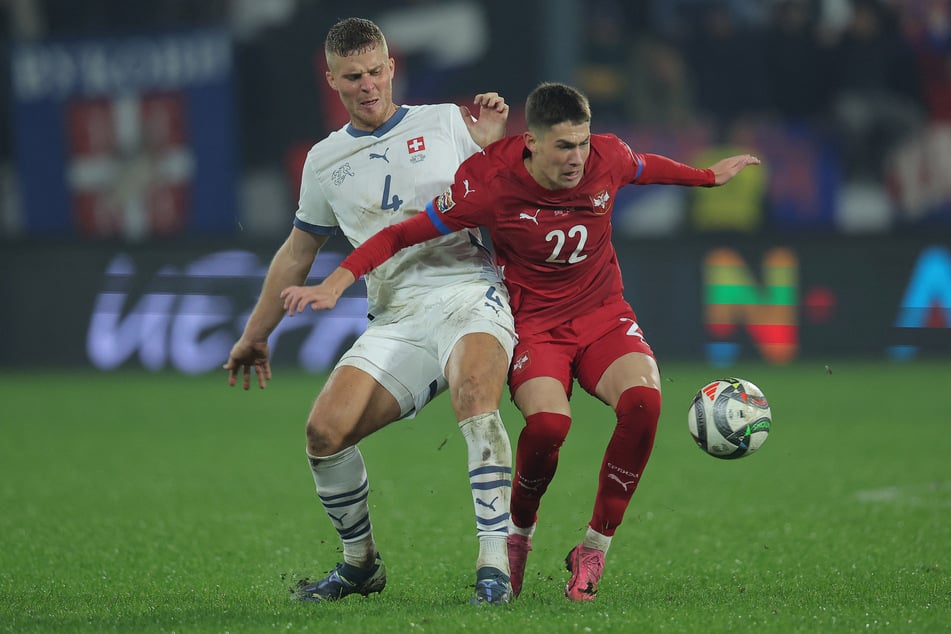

{"left": 67, "top": 93, "right": 193, "bottom": 238}
{"left": 407, "top": 136, "right": 426, "bottom": 153}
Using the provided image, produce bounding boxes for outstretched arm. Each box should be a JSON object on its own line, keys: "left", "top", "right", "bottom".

{"left": 635, "top": 152, "right": 760, "bottom": 187}
{"left": 224, "top": 228, "right": 326, "bottom": 389}
{"left": 281, "top": 211, "right": 443, "bottom": 315}
{"left": 460, "top": 92, "right": 509, "bottom": 148}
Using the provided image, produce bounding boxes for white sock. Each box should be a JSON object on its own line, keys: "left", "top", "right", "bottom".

{"left": 308, "top": 446, "right": 377, "bottom": 568}
{"left": 459, "top": 410, "right": 512, "bottom": 573}
{"left": 582, "top": 526, "right": 612, "bottom": 554}
{"left": 509, "top": 522, "right": 535, "bottom": 539}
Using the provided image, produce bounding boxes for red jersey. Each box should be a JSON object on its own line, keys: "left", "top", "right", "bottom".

{"left": 342, "top": 134, "right": 714, "bottom": 336}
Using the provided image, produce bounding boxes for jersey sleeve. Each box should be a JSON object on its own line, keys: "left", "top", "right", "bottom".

{"left": 422, "top": 149, "right": 494, "bottom": 232}
{"left": 294, "top": 148, "right": 339, "bottom": 235}
{"left": 339, "top": 212, "right": 443, "bottom": 279}
{"left": 605, "top": 135, "right": 716, "bottom": 187}
{"left": 632, "top": 152, "right": 715, "bottom": 186}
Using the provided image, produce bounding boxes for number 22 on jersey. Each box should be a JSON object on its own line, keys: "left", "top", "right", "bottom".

{"left": 545, "top": 225, "right": 588, "bottom": 264}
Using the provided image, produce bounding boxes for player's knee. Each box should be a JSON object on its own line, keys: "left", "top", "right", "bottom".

{"left": 305, "top": 413, "right": 357, "bottom": 456}
{"left": 521, "top": 412, "right": 572, "bottom": 452}
{"left": 305, "top": 418, "right": 335, "bottom": 456}
{"left": 450, "top": 372, "right": 504, "bottom": 419}
{"left": 615, "top": 385, "right": 661, "bottom": 415}
{"left": 615, "top": 386, "right": 662, "bottom": 430}
{"left": 305, "top": 393, "right": 359, "bottom": 454}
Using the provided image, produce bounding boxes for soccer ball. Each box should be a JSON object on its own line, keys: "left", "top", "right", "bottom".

{"left": 687, "top": 377, "right": 771, "bottom": 459}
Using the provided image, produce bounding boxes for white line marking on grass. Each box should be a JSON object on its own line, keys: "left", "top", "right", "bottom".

{"left": 854, "top": 481, "right": 951, "bottom": 507}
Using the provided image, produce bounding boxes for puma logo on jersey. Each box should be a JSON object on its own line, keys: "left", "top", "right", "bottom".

{"left": 463, "top": 179, "right": 476, "bottom": 197}
{"left": 519, "top": 209, "right": 541, "bottom": 225}
{"left": 369, "top": 147, "right": 390, "bottom": 163}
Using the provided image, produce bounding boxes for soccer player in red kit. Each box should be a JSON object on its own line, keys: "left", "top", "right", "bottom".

{"left": 281, "top": 82, "right": 760, "bottom": 601}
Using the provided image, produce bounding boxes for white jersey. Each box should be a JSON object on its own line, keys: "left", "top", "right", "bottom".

{"left": 295, "top": 104, "right": 501, "bottom": 319}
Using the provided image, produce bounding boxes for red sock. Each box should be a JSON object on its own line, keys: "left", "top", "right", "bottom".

{"left": 510, "top": 412, "right": 572, "bottom": 529}
{"left": 589, "top": 386, "right": 661, "bottom": 536}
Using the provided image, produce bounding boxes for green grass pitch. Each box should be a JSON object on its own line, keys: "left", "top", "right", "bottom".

{"left": 1, "top": 360, "right": 948, "bottom": 632}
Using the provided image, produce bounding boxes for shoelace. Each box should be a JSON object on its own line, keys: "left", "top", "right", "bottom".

{"left": 577, "top": 548, "right": 604, "bottom": 578}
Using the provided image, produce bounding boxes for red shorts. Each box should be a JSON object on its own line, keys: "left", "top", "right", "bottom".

{"left": 508, "top": 298, "right": 655, "bottom": 397}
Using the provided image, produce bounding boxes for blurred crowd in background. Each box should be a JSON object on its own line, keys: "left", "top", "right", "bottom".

{"left": 1, "top": 0, "right": 950, "bottom": 240}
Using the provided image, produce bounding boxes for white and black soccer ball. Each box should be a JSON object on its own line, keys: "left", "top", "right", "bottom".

{"left": 687, "top": 377, "right": 772, "bottom": 459}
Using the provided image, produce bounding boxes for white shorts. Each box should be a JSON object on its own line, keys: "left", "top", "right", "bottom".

{"left": 337, "top": 281, "right": 516, "bottom": 418}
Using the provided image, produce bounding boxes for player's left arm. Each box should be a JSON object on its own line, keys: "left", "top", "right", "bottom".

{"left": 634, "top": 151, "right": 760, "bottom": 186}
{"left": 460, "top": 92, "right": 509, "bottom": 148}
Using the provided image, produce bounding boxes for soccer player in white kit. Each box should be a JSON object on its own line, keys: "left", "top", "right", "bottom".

{"left": 223, "top": 17, "right": 516, "bottom": 605}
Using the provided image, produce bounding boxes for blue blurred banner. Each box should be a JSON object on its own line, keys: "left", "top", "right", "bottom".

{"left": 1, "top": 237, "right": 948, "bottom": 371}
{"left": 11, "top": 29, "right": 237, "bottom": 239}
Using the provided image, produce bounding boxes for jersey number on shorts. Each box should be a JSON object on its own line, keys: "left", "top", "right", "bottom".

{"left": 620, "top": 317, "right": 646, "bottom": 341}
{"left": 380, "top": 174, "right": 404, "bottom": 212}
{"left": 545, "top": 225, "right": 588, "bottom": 264}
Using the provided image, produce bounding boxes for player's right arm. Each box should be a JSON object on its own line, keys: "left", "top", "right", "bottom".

{"left": 281, "top": 209, "right": 447, "bottom": 315}
{"left": 225, "top": 227, "right": 328, "bottom": 389}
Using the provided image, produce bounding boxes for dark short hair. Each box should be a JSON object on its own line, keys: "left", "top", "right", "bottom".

{"left": 325, "top": 17, "right": 387, "bottom": 60}
{"left": 525, "top": 82, "right": 591, "bottom": 133}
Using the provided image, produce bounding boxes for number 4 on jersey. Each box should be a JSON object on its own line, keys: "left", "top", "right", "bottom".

{"left": 381, "top": 174, "right": 404, "bottom": 212}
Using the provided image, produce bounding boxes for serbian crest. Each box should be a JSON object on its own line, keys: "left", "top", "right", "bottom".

{"left": 590, "top": 189, "right": 611, "bottom": 215}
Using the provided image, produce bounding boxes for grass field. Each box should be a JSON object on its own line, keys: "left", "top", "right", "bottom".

{"left": 2, "top": 360, "right": 949, "bottom": 633}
